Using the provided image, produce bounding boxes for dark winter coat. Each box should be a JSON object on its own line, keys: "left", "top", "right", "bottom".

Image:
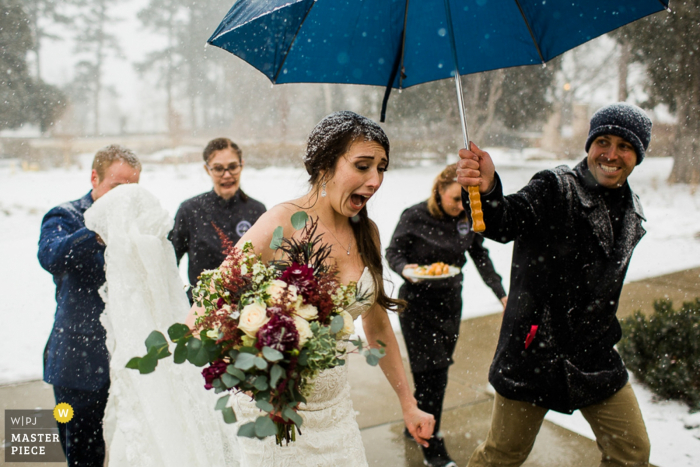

{"left": 464, "top": 158, "right": 646, "bottom": 413}
{"left": 386, "top": 201, "right": 506, "bottom": 373}
{"left": 169, "top": 189, "right": 266, "bottom": 289}
{"left": 39, "top": 192, "right": 110, "bottom": 391}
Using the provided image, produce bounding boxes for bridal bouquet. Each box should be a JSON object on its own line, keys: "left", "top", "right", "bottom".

{"left": 127, "top": 212, "right": 384, "bottom": 445}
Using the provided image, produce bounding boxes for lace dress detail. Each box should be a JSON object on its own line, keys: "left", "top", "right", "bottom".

{"left": 232, "top": 268, "right": 375, "bottom": 467}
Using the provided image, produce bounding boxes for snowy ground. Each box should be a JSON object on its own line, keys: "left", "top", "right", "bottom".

{"left": 1, "top": 150, "right": 699, "bottom": 465}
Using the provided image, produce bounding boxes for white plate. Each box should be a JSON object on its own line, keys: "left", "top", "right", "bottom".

{"left": 403, "top": 265, "right": 460, "bottom": 280}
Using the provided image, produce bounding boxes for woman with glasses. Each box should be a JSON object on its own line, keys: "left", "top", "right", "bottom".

{"left": 170, "top": 138, "right": 266, "bottom": 300}
{"left": 386, "top": 164, "right": 507, "bottom": 467}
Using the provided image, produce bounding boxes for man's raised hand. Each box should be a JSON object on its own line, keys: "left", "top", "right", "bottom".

{"left": 456, "top": 142, "right": 496, "bottom": 194}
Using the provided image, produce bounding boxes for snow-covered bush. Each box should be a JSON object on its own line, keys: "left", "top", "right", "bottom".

{"left": 619, "top": 299, "right": 700, "bottom": 411}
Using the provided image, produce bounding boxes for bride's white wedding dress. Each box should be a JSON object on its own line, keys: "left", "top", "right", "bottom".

{"left": 85, "top": 184, "right": 374, "bottom": 467}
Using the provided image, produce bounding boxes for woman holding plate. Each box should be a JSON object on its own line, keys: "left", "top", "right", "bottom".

{"left": 386, "top": 163, "right": 507, "bottom": 467}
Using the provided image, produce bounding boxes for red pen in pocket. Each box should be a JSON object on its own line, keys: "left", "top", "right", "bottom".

{"left": 524, "top": 325, "right": 538, "bottom": 350}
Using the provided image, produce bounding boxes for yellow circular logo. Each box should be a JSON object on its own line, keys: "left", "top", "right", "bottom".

{"left": 53, "top": 403, "right": 74, "bottom": 423}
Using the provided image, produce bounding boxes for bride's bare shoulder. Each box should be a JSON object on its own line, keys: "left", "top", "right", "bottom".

{"left": 235, "top": 199, "right": 310, "bottom": 251}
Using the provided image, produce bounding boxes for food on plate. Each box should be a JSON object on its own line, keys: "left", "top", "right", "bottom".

{"left": 413, "top": 262, "right": 451, "bottom": 276}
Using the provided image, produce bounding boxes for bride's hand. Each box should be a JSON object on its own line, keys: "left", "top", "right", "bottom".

{"left": 403, "top": 405, "right": 435, "bottom": 448}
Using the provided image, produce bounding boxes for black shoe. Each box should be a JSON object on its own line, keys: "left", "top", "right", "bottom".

{"left": 423, "top": 458, "right": 457, "bottom": 467}
{"left": 422, "top": 454, "right": 457, "bottom": 467}
{"left": 421, "top": 438, "right": 456, "bottom": 467}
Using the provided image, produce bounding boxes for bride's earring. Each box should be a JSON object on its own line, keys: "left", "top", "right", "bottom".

{"left": 321, "top": 181, "right": 327, "bottom": 197}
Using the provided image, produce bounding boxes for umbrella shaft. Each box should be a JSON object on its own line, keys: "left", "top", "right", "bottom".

{"left": 453, "top": 72, "right": 469, "bottom": 148}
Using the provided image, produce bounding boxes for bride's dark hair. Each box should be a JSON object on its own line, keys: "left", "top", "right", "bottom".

{"left": 304, "top": 111, "right": 404, "bottom": 312}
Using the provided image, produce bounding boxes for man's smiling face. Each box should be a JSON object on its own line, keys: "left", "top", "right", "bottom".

{"left": 586, "top": 134, "right": 637, "bottom": 188}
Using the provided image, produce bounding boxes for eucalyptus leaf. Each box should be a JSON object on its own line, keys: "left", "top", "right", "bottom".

{"left": 270, "top": 226, "right": 283, "bottom": 250}
{"left": 254, "top": 356, "right": 268, "bottom": 370}
{"left": 168, "top": 323, "right": 190, "bottom": 342}
{"left": 239, "top": 346, "right": 258, "bottom": 354}
{"left": 234, "top": 352, "right": 256, "bottom": 370}
{"left": 291, "top": 211, "right": 309, "bottom": 230}
{"left": 222, "top": 373, "right": 240, "bottom": 388}
{"left": 222, "top": 407, "right": 237, "bottom": 424}
{"left": 145, "top": 331, "right": 170, "bottom": 358}
{"left": 215, "top": 394, "right": 230, "bottom": 411}
{"left": 186, "top": 338, "right": 209, "bottom": 367}
{"left": 262, "top": 346, "right": 284, "bottom": 362}
{"left": 138, "top": 352, "right": 158, "bottom": 374}
{"left": 253, "top": 375, "right": 269, "bottom": 391}
{"left": 255, "top": 416, "right": 278, "bottom": 438}
{"left": 125, "top": 357, "right": 141, "bottom": 370}
{"left": 366, "top": 354, "right": 380, "bottom": 366}
{"left": 376, "top": 339, "right": 386, "bottom": 347}
{"left": 330, "top": 315, "right": 345, "bottom": 334}
{"left": 228, "top": 349, "right": 239, "bottom": 361}
{"left": 173, "top": 341, "right": 187, "bottom": 364}
{"left": 238, "top": 421, "right": 256, "bottom": 437}
{"left": 270, "top": 364, "right": 284, "bottom": 389}
{"left": 370, "top": 348, "right": 385, "bottom": 358}
{"left": 212, "top": 378, "right": 224, "bottom": 390}
{"left": 283, "top": 407, "right": 303, "bottom": 428}
{"left": 226, "top": 365, "right": 246, "bottom": 380}
{"left": 298, "top": 349, "right": 309, "bottom": 366}
{"left": 256, "top": 400, "right": 274, "bottom": 413}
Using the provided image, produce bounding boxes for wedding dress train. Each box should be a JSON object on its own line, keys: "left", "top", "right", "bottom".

{"left": 86, "top": 184, "right": 239, "bottom": 466}
{"left": 85, "top": 184, "right": 374, "bottom": 466}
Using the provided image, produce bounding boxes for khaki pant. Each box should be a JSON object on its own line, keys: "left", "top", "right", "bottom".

{"left": 468, "top": 383, "right": 650, "bottom": 467}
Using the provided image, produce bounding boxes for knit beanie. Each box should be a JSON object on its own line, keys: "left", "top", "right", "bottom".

{"left": 584, "top": 103, "right": 652, "bottom": 165}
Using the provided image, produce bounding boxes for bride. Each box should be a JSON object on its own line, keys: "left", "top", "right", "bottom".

{"left": 186, "top": 110, "right": 435, "bottom": 466}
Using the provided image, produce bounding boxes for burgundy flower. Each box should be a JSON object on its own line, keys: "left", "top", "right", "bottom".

{"left": 202, "top": 360, "right": 228, "bottom": 390}
{"left": 280, "top": 263, "right": 317, "bottom": 299}
{"left": 255, "top": 312, "right": 299, "bottom": 352}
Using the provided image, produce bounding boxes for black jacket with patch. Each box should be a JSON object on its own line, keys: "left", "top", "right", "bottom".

{"left": 169, "top": 190, "right": 266, "bottom": 289}
{"left": 386, "top": 201, "right": 506, "bottom": 373}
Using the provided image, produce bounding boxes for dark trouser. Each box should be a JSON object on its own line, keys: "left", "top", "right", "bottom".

{"left": 53, "top": 383, "right": 110, "bottom": 467}
{"left": 414, "top": 367, "right": 450, "bottom": 458}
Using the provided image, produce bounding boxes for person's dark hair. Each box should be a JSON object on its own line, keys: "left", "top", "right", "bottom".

{"left": 427, "top": 164, "right": 466, "bottom": 220}
{"left": 203, "top": 137, "right": 248, "bottom": 201}
{"left": 304, "top": 111, "right": 403, "bottom": 312}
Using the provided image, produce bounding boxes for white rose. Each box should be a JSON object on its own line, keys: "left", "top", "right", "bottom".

{"left": 296, "top": 303, "right": 318, "bottom": 321}
{"left": 238, "top": 302, "right": 270, "bottom": 337}
{"left": 338, "top": 310, "right": 355, "bottom": 337}
{"left": 266, "top": 280, "right": 299, "bottom": 305}
{"left": 294, "top": 316, "right": 313, "bottom": 346}
{"left": 266, "top": 279, "right": 288, "bottom": 304}
{"left": 206, "top": 329, "right": 220, "bottom": 340}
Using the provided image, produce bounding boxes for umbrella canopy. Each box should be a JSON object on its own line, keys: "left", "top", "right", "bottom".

{"left": 208, "top": 0, "right": 669, "bottom": 90}
{"left": 207, "top": 0, "right": 670, "bottom": 232}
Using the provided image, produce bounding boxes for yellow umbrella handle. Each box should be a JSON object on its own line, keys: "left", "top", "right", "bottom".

{"left": 467, "top": 186, "right": 485, "bottom": 232}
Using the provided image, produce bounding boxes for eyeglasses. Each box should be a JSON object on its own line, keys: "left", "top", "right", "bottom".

{"left": 206, "top": 163, "right": 242, "bottom": 176}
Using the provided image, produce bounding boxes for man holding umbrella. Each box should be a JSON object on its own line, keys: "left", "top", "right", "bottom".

{"left": 457, "top": 103, "right": 652, "bottom": 466}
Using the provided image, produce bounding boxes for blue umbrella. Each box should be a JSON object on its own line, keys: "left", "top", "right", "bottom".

{"left": 207, "top": 0, "right": 670, "bottom": 231}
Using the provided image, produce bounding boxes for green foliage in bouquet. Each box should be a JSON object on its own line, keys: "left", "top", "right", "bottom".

{"left": 127, "top": 211, "right": 386, "bottom": 445}
{"left": 618, "top": 298, "right": 700, "bottom": 411}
